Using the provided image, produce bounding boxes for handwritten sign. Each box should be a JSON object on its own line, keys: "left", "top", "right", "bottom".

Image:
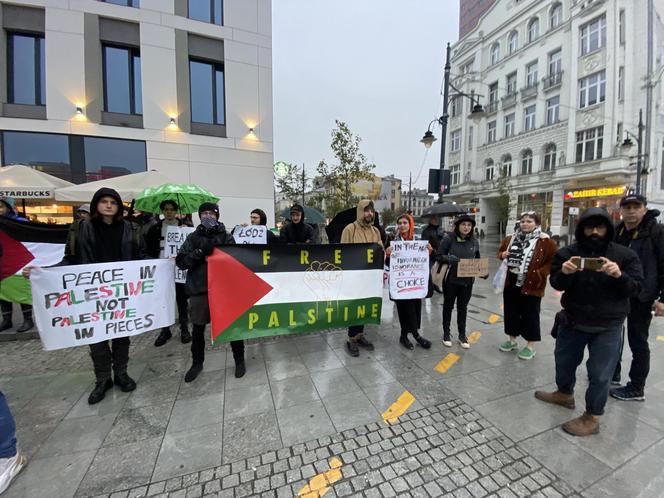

{"left": 30, "top": 259, "right": 176, "bottom": 351}
{"left": 457, "top": 258, "right": 489, "bottom": 278}
{"left": 166, "top": 226, "right": 195, "bottom": 283}
{"left": 388, "top": 240, "right": 429, "bottom": 300}
{"left": 233, "top": 225, "right": 267, "bottom": 244}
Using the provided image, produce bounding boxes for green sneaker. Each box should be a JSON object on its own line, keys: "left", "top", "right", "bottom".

{"left": 499, "top": 340, "right": 518, "bottom": 352}
{"left": 518, "top": 346, "right": 536, "bottom": 360}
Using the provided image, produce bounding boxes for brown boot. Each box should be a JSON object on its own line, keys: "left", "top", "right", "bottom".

{"left": 562, "top": 412, "right": 599, "bottom": 437}
{"left": 534, "top": 390, "right": 575, "bottom": 409}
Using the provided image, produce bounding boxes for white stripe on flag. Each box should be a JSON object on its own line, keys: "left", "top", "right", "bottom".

{"left": 255, "top": 269, "right": 383, "bottom": 305}
{"left": 17, "top": 243, "right": 65, "bottom": 273}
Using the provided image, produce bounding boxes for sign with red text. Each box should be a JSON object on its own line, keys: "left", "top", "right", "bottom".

{"left": 388, "top": 240, "right": 429, "bottom": 300}
{"left": 30, "top": 259, "right": 175, "bottom": 350}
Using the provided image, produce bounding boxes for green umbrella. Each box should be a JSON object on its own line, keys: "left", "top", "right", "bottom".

{"left": 134, "top": 183, "right": 220, "bottom": 214}
{"left": 279, "top": 205, "right": 325, "bottom": 224}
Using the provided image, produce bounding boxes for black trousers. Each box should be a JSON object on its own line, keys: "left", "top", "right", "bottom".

{"left": 0, "top": 301, "right": 32, "bottom": 321}
{"left": 161, "top": 283, "right": 189, "bottom": 333}
{"left": 503, "top": 277, "right": 542, "bottom": 342}
{"left": 442, "top": 281, "right": 473, "bottom": 337}
{"left": 348, "top": 325, "right": 364, "bottom": 338}
{"left": 613, "top": 298, "right": 653, "bottom": 390}
{"left": 191, "top": 324, "right": 244, "bottom": 366}
{"left": 89, "top": 337, "right": 130, "bottom": 382}
{"left": 395, "top": 299, "right": 422, "bottom": 338}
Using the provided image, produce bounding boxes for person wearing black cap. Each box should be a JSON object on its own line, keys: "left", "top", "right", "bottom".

{"left": 176, "top": 202, "right": 243, "bottom": 382}
{"left": 609, "top": 194, "right": 664, "bottom": 401}
{"left": 536, "top": 207, "right": 643, "bottom": 437}
{"left": 280, "top": 204, "right": 314, "bottom": 244}
{"left": 436, "top": 214, "right": 483, "bottom": 348}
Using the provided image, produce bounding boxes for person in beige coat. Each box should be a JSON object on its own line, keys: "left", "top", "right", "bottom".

{"left": 340, "top": 200, "right": 383, "bottom": 356}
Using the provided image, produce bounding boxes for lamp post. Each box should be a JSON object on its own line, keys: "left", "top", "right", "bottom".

{"left": 622, "top": 109, "right": 647, "bottom": 195}
{"left": 421, "top": 43, "right": 485, "bottom": 203}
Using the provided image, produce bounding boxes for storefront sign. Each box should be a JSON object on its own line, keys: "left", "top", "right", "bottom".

{"left": 564, "top": 186, "right": 626, "bottom": 200}
{"left": 0, "top": 189, "right": 53, "bottom": 198}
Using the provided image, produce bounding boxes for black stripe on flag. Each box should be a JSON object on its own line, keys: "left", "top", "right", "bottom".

{"left": 0, "top": 218, "right": 69, "bottom": 244}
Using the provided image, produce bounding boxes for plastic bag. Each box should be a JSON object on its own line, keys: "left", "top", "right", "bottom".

{"left": 492, "top": 259, "right": 508, "bottom": 294}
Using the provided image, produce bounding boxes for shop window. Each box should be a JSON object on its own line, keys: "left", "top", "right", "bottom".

{"left": 83, "top": 136, "right": 147, "bottom": 181}
{"left": 575, "top": 126, "right": 604, "bottom": 163}
{"left": 520, "top": 149, "right": 533, "bottom": 174}
{"left": 543, "top": 144, "right": 557, "bottom": 171}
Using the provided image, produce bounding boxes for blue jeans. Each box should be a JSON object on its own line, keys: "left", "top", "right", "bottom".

{"left": 0, "top": 391, "right": 17, "bottom": 458}
{"left": 555, "top": 322, "right": 622, "bottom": 416}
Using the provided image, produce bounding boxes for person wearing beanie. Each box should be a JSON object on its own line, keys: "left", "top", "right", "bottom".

{"left": 176, "top": 202, "right": 242, "bottom": 381}
{"left": 280, "top": 204, "right": 314, "bottom": 244}
{"left": 0, "top": 197, "right": 22, "bottom": 220}
{"left": 437, "top": 214, "right": 483, "bottom": 349}
{"left": 146, "top": 199, "right": 193, "bottom": 347}
{"left": 77, "top": 204, "right": 91, "bottom": 222}
{"left": 497, "top": 211, "right": 557, "bottom": 360}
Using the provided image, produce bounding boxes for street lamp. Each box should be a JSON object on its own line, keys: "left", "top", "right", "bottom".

{"left": 621, "top": 109, "right": 647, "bottom": 195}
{"left": 421, "top": 42, "right": 485, "bottom": 202}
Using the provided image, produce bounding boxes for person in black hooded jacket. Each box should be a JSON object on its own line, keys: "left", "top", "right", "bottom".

{"left": 535, "top": 207, "right": 643, "bottom": 437}
{"left": 280, "top": 204, "right": 314, "bottom": 244}
{"left": 250, "top": 208, "right": 281, "bottom": 244}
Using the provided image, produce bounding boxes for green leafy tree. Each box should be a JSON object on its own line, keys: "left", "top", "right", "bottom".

{"left": 275, "top": 162, "right": 308, "bottom": 205}
{"left": 380, "top": 208, "right": 399, "bottom": 226}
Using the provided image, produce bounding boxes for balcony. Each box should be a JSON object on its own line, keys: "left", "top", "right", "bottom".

{"left": 486, "top": 101, "right": 499, "bottom": 114}
{"left": 501, "top": 92, "right": 517, "bottom": 109}
{"left": 542, "top": 71, "right": 563, "bottom": 90}
{"left": 520, "top": 82, "right": 538, "bottom": 100}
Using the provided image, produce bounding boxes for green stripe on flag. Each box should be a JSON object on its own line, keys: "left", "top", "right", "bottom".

{"left": 214, "top": 297, "right": 382, "bottom": 343}
{"left": 0, "top": 275, "right": 32, "bottom": 304}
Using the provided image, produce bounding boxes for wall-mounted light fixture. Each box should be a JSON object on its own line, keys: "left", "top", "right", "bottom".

{"left": 75, "top": 106, "right": 83, "bottom": 115}
{"left": 248, "top": 127, "right": 255, "bottom": 134}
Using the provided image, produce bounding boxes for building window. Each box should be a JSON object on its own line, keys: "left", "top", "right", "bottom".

{"left": 548, "top": 49, "right": 562, "bottom": 76}
{"left": 550, "top": 3, "right": 562, "bottom": 29}
{"left": 504, "top": 113, "right": 515, "bottom": 137}
{"left": 450, "top": 164, "right": 461, "bottom": 186}
{"left": 485, "top": 160, "right": 495, "bottom": 181}
{"left": 467, "top": 125, "right": 473, "bottom": 150}
{"left": 521, "top": 149, "right": 533, "bottom": 174}
{"left": 619, "top": 9, "right": 625, "bottom": 45}
{"left": 500, "top": 154, "right": 512, "bottom": 176}
{"left": 575, "top": 126, "right": 604, "bottom": 162}
{"left": 578, "top": 70, "right": 606, "bottom": 108}
{"left": 461, "top": 59, "right": 474, "bottom": 74}
{"left": 490, "top": 43, "right": 500, "bottom": 65}
{"left": 188, "top": 0, "right": 223, "bottom": 25}
{"left": 543, "top": 144, "right": 557, "bottom": 171}
{"left": 506, "top": 72, "right": 517, "bottom": 95}
{"left": 524, "top": 105, "right": 536, "bottom": 131}
{"left": 189, "top": 59, "right": 225, "bottom": 125}
{"left": 617, "top": 122, "right": 623, "bottom": 142}
{"left": 1, "top": 132, "right": 70, "bottom": 180}
{"left": 450, "top": 129, "right": 462, "bottom": 152}
{"left": 546, "top": 96, "right": 560, "bottom": 124}
{"left": 488, "top": 82, "right": 499, "bottom": 111}
{"left": 527, "top": 18, "right": 540, "bottom": 43}
{"left": 450, "top": 97, "right": 461, "bottom": 118}
{"left": 103, "top": 45, "right": 142, "bottom": 115}
{"left": 83, "top": 136, "right": 147, "bottom": 181}
{"left": 580, "top": 15, "right": 606, "bottom": 55}
{"left": 102, "top": 0, "right": 140, "bottom": 6}
{"left": 618, "top": 66, "right": 624, "bottom": 101}
{"left": 7, "top": 33, "right": 45, "bottom": 106}
{"left": 508, "top": 31, "right": 518, "bottom": 54}
{"left": 526, "top": 61, "right": 538, "bottom": 87}
{"left": 487, "top": 121, "right": 497, "bottom": 143}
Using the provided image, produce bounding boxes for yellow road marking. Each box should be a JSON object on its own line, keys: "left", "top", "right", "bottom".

{"left": 657, "top": 336, "right": 664, "bottom": 342}
{"left": 488, "top": 314, "right": 500, "bottom": 324}
{"left": 435, "top": 353, "right": 460, "bottom": 374}
{"left": 382, "top": 390, "right": 415, "bottom": 425}
{"left": 468, "top": 331, "right": 481, "bottom": 344}
{"left": 297, "top": 457, "right": 343, "bottom": 497}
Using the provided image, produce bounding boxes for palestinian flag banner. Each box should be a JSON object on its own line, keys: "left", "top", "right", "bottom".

{"left": 208, "top": 243, "right": 384, "bottom": 343}
{"left": 0, "top": 218, "right": 67, "bottom": 304}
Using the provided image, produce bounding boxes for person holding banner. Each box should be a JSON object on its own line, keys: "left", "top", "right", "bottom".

{"left": 176, "top": 202, "right": 242, "bottom": 381}
{"left": 145, "top": 200, "right": 193, "bottom": 347}
{"left": 437, "top": 215, "right": 483, "bottom": 349}
{"left": 497, "top": 211, "right": 557, "bottom": 360}
{"left": 386, "top": 214, "right": 432, "bottom": 350}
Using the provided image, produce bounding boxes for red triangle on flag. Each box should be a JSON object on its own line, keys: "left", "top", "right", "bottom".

{"left": 0, "top": 231, "right": 34, "bottom": 280}
{"left": 208, "top": 247, "right": 273, "bottom": 342}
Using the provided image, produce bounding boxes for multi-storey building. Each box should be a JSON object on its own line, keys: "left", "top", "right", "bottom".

{"left": 446, "top": 0, "right": 663, "bottom": 237}
{"left": 460, "top": 0, "right": 497, "bottom": 38}
{"left": 0, "top": 0, "right": 273, "bottom": 226}
{"left": 409, "top": 188, "right": 436, "bottom": 217}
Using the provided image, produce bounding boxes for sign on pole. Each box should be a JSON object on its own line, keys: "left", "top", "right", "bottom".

{"left": 388, "top": 240, "right": 430, "bottom": 299}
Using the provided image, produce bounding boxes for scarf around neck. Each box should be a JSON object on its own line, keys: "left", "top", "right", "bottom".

{"left": 507, "top": 227, "right": 541, "bottom": 286}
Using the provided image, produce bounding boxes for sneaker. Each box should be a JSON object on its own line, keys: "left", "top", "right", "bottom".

{"left": 517, "top": 346, "right": 536, "bottom": 360}
{"left": 610, "top": 384, "right": 645, "bottom": 402}
{"left": 346, "top": 340, "right": 360, "bottom": 357}
{"left": 356, "top": 336, "right": 375, "bottom": 351}
{"left": 0, "top": 452, "right": 27, "bottom": 494}
{"left": 499, "top": 340, "right": 518, "bottom": 352}
{"left": 610, "top": 380, "right": 622, "bottom": 387}
{"left": 459, "top": 336, "right": 470, "bottom": 349}
{"left": 443, "top": 334, "right": 452, "bottom": 347}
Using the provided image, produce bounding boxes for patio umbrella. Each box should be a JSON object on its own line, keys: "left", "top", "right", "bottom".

{"left": 54, "top": 170, "right": 174, "bottom": 203}
{"left": 134, "top": 183, "right": 220, "bottom": 214}
{"left": 279, "top": 205, "right": 325, "bottom": 224}
{"left": 421, "top": 203, "right": 467, "bottom": 217}
{"left": 0, "top": 165, "right": 73, "bottom": 199}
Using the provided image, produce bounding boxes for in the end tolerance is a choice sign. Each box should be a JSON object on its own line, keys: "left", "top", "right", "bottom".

{"left": 30, "top": 259, "right": 176, "bottom": 350}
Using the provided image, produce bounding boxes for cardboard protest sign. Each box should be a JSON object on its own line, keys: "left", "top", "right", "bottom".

{"left": 388, "top": 240, "right": 430, "bottom": 300}
{"left": 165, "top": 226, "right": 195, "bottom": 283}
{"left": 233, "top": 225, "right": 267, "bottom": 244}
{"left": 30, "top": 259, "right": 175, "bottom": 350}
{"left": 457, "top": 258, "right": 489, "bottom": 278}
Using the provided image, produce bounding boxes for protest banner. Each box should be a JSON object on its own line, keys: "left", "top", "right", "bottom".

{"left": 165, "top": 226, "right": 195, "bottom": 283}
{"left": 30, "top": 259, "right": 176, "bottom": 351}
{"left": 457, "top": 258, "right": 489, "bottom": 278}
{"left": 388, "top": 240, "right": 430, "bottom": 300}
{"left": 208, "top": 243, "right": 384, "bottom": 343}
{"left": 233, "top": 225, "right": 267, "bottom": 244}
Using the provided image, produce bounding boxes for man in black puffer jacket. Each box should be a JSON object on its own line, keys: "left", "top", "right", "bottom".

{"left": 535, "top": 208, "right": 643, "bottom": 437}
{"left": 610, "top": 194, "right": 664, "bottom": 401}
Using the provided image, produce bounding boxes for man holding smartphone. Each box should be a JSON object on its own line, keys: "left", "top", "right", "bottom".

{"left": 535, "top": 208, "right": 643, "bottom": 437}
{"left": 610, "top": 194, "right": 664, "bottom": 401}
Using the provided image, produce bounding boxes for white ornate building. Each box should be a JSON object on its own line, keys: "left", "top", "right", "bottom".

{"left": 445, "top": 0, "right": 664, "bottom": 237}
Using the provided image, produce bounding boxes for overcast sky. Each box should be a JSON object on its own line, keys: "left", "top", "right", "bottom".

{"left": 272, "top": 0, "right": 460, "bottom": 190}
